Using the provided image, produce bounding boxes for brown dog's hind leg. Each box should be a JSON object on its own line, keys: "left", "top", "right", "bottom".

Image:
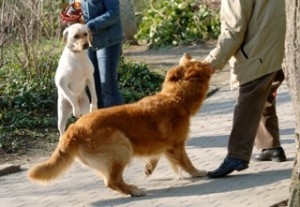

{"left": 96, "top": 130, "right": 147, "bottom": 197}
{"left": 144, "top": 158, "right": 159, "bottom": 176}
{"left": 105, "top": 162, "right": 147, "bottom": 197}
{"left": 165, "top": 145, "right": 207, "bottom": 177}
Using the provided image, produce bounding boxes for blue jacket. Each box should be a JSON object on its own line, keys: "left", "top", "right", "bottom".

{"left": 80, "top": 0, "right": 124, "bottom": 50}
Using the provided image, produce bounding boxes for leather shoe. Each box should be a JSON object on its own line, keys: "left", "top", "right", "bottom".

{"left": 252, "top": 147, "right": 287, "bottom": 162}
{"left": 207, "top": 158, "right": 248, "bottom": 178}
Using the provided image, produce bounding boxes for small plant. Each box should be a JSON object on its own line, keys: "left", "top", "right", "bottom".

{"left": 118, "top": 56, "right": 164, "bottom": 103}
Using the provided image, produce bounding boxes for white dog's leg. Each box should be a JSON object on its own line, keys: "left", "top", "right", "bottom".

{"left": 78, "top": 93, "right": 90, "bottom": 115}
{"left": 57, "top": 96, "right": 72, "bottom": 138}
{"left": 56, "top": 80, "right": 81, "bottom": 118}
{"left": 86, "top": 77, "right": 98, "bottom": 111}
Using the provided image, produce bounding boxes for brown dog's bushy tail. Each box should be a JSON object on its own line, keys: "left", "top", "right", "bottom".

{"left": 28, "top": 124, "right": 79, "bottom": 183}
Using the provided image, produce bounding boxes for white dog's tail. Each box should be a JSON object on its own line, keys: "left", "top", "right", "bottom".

{"left": 28, "top": 124, "right": 79, "bottom": 183}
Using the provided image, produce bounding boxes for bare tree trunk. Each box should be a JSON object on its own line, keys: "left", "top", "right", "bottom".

{"left": 284, "top": 0, "right": 300, "bottom": 206}
{"left": 120, "top": 0, "right": 137, "bottom": 44}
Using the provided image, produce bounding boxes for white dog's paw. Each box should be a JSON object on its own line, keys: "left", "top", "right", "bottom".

{"left": 89, "top": 104, "right": 97, "bottom": 112}
{"left": 73, "top": 107, "right": 82, "bottom": 118}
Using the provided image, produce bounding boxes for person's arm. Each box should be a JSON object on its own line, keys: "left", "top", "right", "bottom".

{"left": 205, "top": 0, "right": 254, "bottom": 70}
{"left": 85, "top": 0, "right": 120, "bottom": 31}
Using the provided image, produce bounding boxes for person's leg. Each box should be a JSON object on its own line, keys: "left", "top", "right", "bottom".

{"left": 254, "top": 69, "right": 287, "bottom": 162}
{"left": 96, "top": 43, "right": 123, "bottom": 107}
{"left": 227, "top": 73, "right": 276, "bottom": 162}
{"left": 208, "top": 71, "right": 277, "bottom": 178}
{"left": 255, "top": 70, "right": 284, "bottom": 149}
{"left": 255, "top": 101, "right": 280, "bottom": 149}
{"left": 88, "top": 48, "right": 104, "bottom": 108}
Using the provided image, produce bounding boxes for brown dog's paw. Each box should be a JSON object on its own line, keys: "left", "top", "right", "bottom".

{"left": 191, "top": 170, "right": 207, "bottom": 178}
{"left": 144, "top": 158, "right": 159, "bottom": 176}
{"left": 130, "top": 188, "right": 147, "bottom": 197}
{"left": 144, "top": 163, "right": 153, "bottom": 176}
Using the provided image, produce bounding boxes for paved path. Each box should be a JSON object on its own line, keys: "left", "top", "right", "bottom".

{"left": 0, "top": 80, "right": 296, "bottom": 207}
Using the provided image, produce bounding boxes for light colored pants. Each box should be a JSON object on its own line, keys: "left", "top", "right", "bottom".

{"left": 227, "top": 70, "right": 284, "bottom": 162}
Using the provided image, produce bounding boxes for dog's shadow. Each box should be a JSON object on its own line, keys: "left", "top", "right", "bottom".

{"left": 90, "top": 169, "right": 291, "bottom": 206}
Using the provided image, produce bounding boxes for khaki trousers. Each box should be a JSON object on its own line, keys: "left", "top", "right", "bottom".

{"left": 227, "top": 70, "right": 284, "bottom": 162}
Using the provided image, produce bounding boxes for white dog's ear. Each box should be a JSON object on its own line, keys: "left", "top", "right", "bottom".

{"left": 62, "top": 28, "right": 69, "bottom": 45}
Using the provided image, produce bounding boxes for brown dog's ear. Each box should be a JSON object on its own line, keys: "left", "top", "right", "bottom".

{"left": 167, "top": 66, "right": 184, "bottom": 82}
{"left": 62, "top": 27, "right": 69, "bottom": 45}
{"left": 201, "top": 62, "right": 215, "bottom": 75}
{"left": 179, "top": 53, "right": 192, "bottom": 66}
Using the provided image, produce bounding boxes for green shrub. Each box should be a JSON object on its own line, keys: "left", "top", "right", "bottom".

{"left": 118, "top": 56, "right": 164, "bottom": 103}
{"left": 0, "top": 48, "right": 164, "bottom": 153}
{"left": 136, "top": 0, "right": 220, "bottom": 48}
{"left": 0, "top": 46, "right": 59, "bottom": 153}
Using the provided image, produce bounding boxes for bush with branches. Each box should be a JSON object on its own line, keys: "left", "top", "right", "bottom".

{"left": 0, "top": 0, "right": 219, "bottom": 154}
{"left": 135, "top": 0, "right": 220, "bottom": 48}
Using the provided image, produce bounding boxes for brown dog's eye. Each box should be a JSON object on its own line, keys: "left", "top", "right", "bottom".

{"left": 74, "top": 34, "right": 79, "bottom": 39}
{"left": 83, "top": 33, "right": 88, "bottom": 37}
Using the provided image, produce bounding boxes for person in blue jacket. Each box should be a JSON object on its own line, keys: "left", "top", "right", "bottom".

{"left": 73, "top": 0, "right": 124, "bottom": 108}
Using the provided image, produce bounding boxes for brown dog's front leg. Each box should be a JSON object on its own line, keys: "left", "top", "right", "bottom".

{"left": 165, "top": 146, "right": 207, "bottom": 177}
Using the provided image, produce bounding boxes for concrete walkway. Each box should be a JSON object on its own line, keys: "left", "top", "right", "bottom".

{"left": 0, "top": 80, "right": 296, "bottom": 207}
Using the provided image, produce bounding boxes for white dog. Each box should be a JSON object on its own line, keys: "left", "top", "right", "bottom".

{"left": 55, "top": 23, "right": 97, "bottom": 137}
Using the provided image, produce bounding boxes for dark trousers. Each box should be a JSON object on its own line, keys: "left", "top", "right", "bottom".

{"left": 227, "top": 70, "right": 285, "bottom": 162}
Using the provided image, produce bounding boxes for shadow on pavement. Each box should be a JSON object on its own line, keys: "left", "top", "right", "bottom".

{"left": 187, "top": 127, "right": 295, "bottom": 148}
{"left": 90, "top": 169, "right": 292, "bottom": 206}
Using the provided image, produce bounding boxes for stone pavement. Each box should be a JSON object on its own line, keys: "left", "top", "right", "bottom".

{"left": 0, "top": 80, "right": 296, "bottom": 207}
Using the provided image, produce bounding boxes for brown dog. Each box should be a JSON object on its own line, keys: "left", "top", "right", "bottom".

{"left": 28, "top": 53, "right": 214, "bottom": 197}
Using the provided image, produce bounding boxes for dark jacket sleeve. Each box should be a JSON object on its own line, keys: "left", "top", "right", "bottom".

{"left": 85, "top": 0, "right": 120, "bottom": 31}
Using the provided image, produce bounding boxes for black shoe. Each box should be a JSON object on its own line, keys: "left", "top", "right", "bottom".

{"left": 207, "top": 158, "right": 249, "bottom": 178}
{"left": 253, "top": 147, "right": 287, "bottom": 162}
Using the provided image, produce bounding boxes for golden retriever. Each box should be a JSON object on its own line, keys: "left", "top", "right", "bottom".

{"left": 55, "top": 23, "right": 97, "bottom": 137}
{"left": 28, "top": 53, "right": 213, "bottom": 197}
